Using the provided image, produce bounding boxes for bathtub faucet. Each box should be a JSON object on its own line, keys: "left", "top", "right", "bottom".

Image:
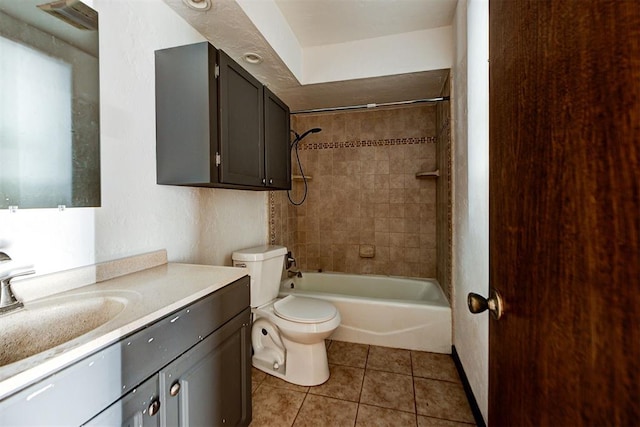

{"left": 285, "top": 251, "right": 296, "bottom": 269}
{"left": 285, "top": 251, "right": 302, "bottom": 278}
{"left": 287, "top": 267, "right": 302, "bottom": 278}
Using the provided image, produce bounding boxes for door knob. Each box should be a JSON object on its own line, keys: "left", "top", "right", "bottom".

{"left": 467, "top": 289, "right": 504, "bottom": 320}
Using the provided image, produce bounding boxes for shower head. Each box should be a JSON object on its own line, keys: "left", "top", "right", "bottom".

{"left": 289, "top": 127, "right": 322, "bottom": 206}
{"left": 291, "top": 127, "right": 322, "bottom": 147}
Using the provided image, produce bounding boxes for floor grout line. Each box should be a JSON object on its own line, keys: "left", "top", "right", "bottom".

{"left": 410, "top": 350, "right": 419, "bottom": 424}
{"left": 290, "top": 391, "right": 309, "bottom": 426}
{"left": 251, "top": 341, "right": 476, "bottom": 427}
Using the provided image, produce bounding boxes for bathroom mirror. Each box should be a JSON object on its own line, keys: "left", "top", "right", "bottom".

{"left": 0, "top": 0, "right": 100, "bottom": 209}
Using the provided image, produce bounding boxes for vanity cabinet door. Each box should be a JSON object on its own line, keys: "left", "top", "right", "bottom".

{"left": 161, "top": 307, "right": 251, "bottom": 427}
{"left": 83, "top": 374, "right": 161, "bottom": 427}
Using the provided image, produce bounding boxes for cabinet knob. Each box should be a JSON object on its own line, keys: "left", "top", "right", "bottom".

{"left": 148, "top": 399, "right": 161, "bottom": 417}
{"left": 268, "top": 178, "right": 273, "bottom": 185}
{"left": 262, "top": 178, "right": 266, "bottom": 184}
{"left": 170, "top": 381, "right": 181, "bottom": 396}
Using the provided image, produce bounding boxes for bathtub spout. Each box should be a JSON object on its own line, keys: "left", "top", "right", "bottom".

{"left": 287, "top": 267, "right": 302, "bottom": 278}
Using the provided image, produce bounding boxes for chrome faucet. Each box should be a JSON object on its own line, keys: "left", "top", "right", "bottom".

{"left": 287, "top": 267, "right": 302, "bottom": 278}
{"left": 285, "top": 251, "right": 302, "bottom": 278}
{"left": 285, "top": 251, "right": 296, "bottom": 270}
{"left": 0, "top": 252, "right": 35, "bottom": 314}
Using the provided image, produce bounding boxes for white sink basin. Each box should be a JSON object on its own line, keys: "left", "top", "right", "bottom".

{"left": 0, "top": 293, "right": 128, "bottom": 367}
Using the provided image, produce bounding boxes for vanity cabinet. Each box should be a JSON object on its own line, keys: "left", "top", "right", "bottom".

{"left": 87, "top": 308, "right": 251, "bottom": 427}
{"left": 0, "top": 276, "right": 251, "bottom": 427}
{"left": 155, "top": 41, "right": 291, "bottom": 190}
{"left": 84, "top": 374, "right": 161, "bottom": 427}
{"left": 160, "top": 308, "right": 251, "bottom": 426}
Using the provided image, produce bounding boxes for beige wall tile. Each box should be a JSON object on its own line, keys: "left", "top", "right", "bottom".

{"left": 272, "top": 104, "right": 449, "bottom": 282}
{"left": 390, "top": 218, "right": 406, "bottom": 233}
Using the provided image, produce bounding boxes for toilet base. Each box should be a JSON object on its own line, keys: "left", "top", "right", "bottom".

{"left": 253, "top": 337, "right": 330, "bottom": 386}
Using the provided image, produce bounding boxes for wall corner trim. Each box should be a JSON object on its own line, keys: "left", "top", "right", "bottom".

{"left": 452, "top": 345, "right": 487, "bottom": 427}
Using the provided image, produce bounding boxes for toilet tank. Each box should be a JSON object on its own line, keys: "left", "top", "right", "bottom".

{"left": 232, "top": 245, "right": 287, "bottom": 307}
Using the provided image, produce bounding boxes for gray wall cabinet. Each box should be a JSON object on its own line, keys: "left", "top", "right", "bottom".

{"left": 156, "top": 42, "right": 291, "bottom": 190}
{"left": 264, "top": 87, "right": 291, "bottom": 189}
{"left": 0, "top": 276, "right": 252, "bottom": 427}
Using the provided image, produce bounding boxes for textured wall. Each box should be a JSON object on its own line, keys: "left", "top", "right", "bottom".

{"left": 0, "top": 0, "right": 268, "bottom": 276}
{"left": 270, "top": 105, "right": 444, "bottom": 281}
{"left": 436, "top": 79, "right": 453, "bottom": 302}
{"left": 452, "top": 0, "right": 489, "bottom": 422}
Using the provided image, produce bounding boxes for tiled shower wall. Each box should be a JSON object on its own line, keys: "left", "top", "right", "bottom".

{"left": 270, "top": 104, "right": 444, "bottom": 281}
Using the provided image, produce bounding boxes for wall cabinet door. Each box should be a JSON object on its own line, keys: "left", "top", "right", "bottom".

{"left": 156, "top": 42, "right": 218, "bottom": 186}
{"left": 264, "top": 87, "right": 291, "bottom": 190}
{"left": 160, "top": 308, "right": 251, "bottom": 427}
{"left": 218, "top": 51, "right": 264, "bottom": 187}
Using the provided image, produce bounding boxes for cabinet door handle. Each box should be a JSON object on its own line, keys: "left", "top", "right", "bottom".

{"left": 148, "top": 399, "right": 161, "bottom": 417}
{"left": 170, "top": 381, "right": 181, "bottom": 397}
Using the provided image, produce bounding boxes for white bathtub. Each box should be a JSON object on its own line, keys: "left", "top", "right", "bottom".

{"left": 279, "top": 272, "right": 451, "bottom": 353}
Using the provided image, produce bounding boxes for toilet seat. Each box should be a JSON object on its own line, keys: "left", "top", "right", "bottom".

{"left": 273, "top": 295, "right": 337, "bottom": 324}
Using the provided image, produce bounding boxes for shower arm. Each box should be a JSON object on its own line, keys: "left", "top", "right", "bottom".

{"left": 290, "top": 128, "right": 322, "bottom": 150}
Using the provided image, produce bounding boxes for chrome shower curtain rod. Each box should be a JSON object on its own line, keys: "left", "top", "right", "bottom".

{"left": 291, "top": 96, "right": 450, "bottom": 115}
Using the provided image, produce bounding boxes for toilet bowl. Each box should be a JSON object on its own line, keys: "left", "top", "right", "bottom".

{"left": 252, "top": 295, "right": 340, "bottom": 385}
{"left": 232, "top": 245, "right": 340, "bottom": 386}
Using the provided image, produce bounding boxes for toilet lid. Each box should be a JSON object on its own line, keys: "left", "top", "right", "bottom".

{"left": 273, "top": 295, "right": 337, "bottom": 324}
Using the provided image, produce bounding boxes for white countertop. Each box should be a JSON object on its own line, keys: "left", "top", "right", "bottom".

{"left": 0, "top": 263, "right": 248, "bottom": 401}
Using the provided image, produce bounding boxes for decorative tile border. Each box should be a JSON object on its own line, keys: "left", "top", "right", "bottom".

{"left": 299, "top": 136, "right": 436, "bottom": 150}
{"left": 269, "top": 191, "right": 277, "bottom": 245}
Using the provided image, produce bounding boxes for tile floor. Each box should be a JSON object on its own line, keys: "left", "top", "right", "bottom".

{"left": 250, "top": 340, "right": 476, "bottom": 426}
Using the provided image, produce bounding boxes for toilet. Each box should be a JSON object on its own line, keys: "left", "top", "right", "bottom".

{"left": 232, "top": 245, "right": 340, "bottom": 386}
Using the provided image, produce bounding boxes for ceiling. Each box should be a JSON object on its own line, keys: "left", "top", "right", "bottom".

{"left": 274, "top": 0, "right": 456, "bottom": 47}
{"left": 164, "top": 0, "right": 457, "bottom": 111}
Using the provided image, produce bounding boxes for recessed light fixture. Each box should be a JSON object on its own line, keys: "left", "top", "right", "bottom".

{"left": 182, "top": 0, "right": 211, "bottom": 11}
{"left": 243, "top": 52, "right": 263, "bottom": 64}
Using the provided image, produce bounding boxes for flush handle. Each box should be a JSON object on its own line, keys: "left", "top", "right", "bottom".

{"left": 467, "top": 289, "right": 504, "bottom": 320}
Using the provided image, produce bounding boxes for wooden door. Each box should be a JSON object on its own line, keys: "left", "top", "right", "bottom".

{"left": 488, "top": 1, "right": 639, "bottom": 425}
